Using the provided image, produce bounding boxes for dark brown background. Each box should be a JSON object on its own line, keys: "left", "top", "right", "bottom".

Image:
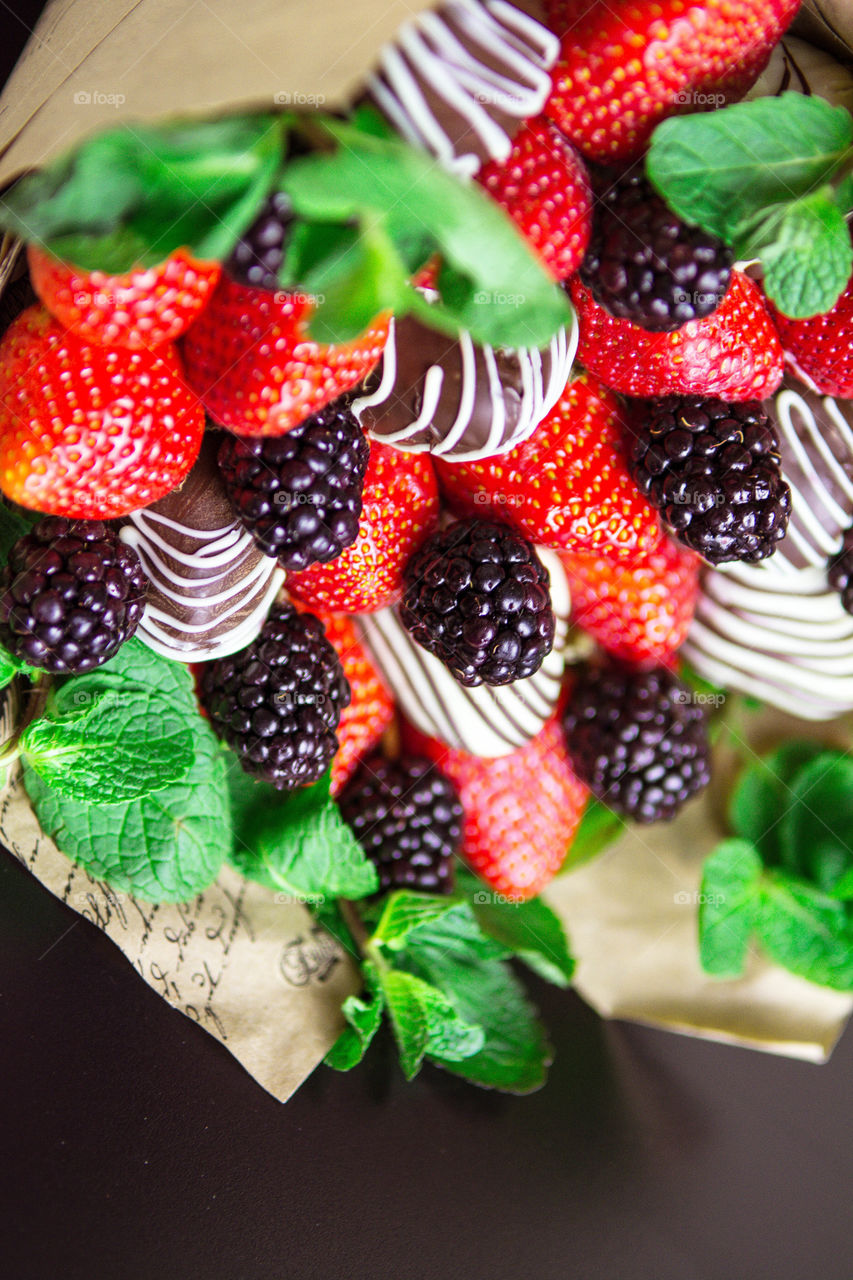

{"left": 0, "top": 6, "right": 852, "bottom": 1278}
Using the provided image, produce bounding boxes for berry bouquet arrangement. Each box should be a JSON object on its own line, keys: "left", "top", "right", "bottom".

{"left": 0, "top": 0, "right": 852, "bottom": 1101}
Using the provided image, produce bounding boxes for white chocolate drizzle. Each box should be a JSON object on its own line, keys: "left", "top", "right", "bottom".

{"left": 120, "top": 510, "right": 284, "bottom": 663}
{"left": 354, "top": 314, "right": 576, "bottom": 462}
{"left": 684, "top": 382, "right": 853, "bottom": 719}
{"left": 368, "top": 0, "right": 559, "bottom": 179}
{"left": 361, "top": 548, "right": 570, "bottom": 755}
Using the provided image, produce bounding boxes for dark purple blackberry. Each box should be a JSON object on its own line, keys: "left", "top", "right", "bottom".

{"left": 339, "top": 754, "right": 462, "bottom": 894}
{"left": 225, "top": 191, "right": 294, "bottom": 291}
{"left": 217, "top": 401, "right": 369, "bottom": 571}
{"left": 629, "top": 396, "right": 791, "bottom": 565}
{"left": 578, "top": 170, "right": 732, "bottom": 331}
{"left": 563, "top": 663, "right": 711, "bottom": 824}
{"left": 828, "top": 525, "right": 853, "bottom": 614}
{"left": 199, "top": 602, "right": 349, "bottom": 790}
{"left": 0, "top": 517, "right": 148, "bottom": 673}
{"left": 400, "top": 519, "right": 555, "bottom": 687}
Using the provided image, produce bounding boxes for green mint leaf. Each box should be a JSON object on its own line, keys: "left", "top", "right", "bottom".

{"left": 0, "top": 642, "right": 35, "bottom": 691}
{"left": 20, "top": 683, "right": 194, "bottom": 805}
{"left": 739, "top": 188, "right": 852, "bottom": 317}
{"left": 647, "top": 94, "right": 853, "bottom": 244}
{"left": 371, "top": 891, "right": 461, "bottom": 950}
{"left": 325, "top": 961, "right": 385, "bottom": 1071}
{"left": 23, "top": 717, "right": 230, "bottom": 902}
{"left": 728, "top": 740, "right": 827, "bottom": 866}
{"left": 378, "top": 967, "right": 483, "bottom": 1080}
{"left": 460, "top": 870, "right": 575, "bottom": 987}
{"left": 757, "top": 873, "right": 853, "bottom": 991}
{"left": 399, "top": 910, "right": 550, "bottom": 1092}
{"left": 779, "top": 752, "right": 853, "bottom": 899}
{"left": 281, "top": 118, "right": 572, "bottom": 349}
{"left": 697, "top": 838, "right": 763, "bottom": 978}
{"left": 61, "top": 636, "right": 199, "bottom": 711}
{"left": 0, "top": 115, "right": 285, "bottom": 273}
{"left": 227, "top": 759, "right": 379, "bottom": 901}
{"left": 288, "top": 218, "right": 410, "bottom": 344}
{"left": 560, "top": 797, "right": 625, "bottom": 874}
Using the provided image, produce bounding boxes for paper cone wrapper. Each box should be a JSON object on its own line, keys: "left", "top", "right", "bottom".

{"left": 0, "top": 0, "right": 850, "bottom": 1101}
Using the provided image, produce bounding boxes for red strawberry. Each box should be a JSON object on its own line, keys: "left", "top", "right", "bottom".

{"left": 475, "top": 116, "right": 592, "bottom": 281}
{"left": 403, "top": 715, "right": 588, "bottom": 901}
{"left": 287, "top": 440, "right": 439, "bottom": 614}
{"left": 181, "top": 276, "right": 389, "bottom": 435}
{"left": 0, "top": 306, "right": 204, "bottom": 519}
{"left": 545, "top": 0, "right": 800, "bottom": 162}
{"left": 768, "top": 268, "right": 853, "bottom": 398}
{"left": 435, "top": 370, "right": 661, "bottom": 559}
{"left": 27, "top": 245, "right": 221, "bottom": 350}
{"left": 571, "top": 271, "right": 784, "bottom": 401}
{"left": 561, "top": 534, "right": 699, "bottom": 667}
{"left": 318, "top": 613, "right": 395, "bottom": 797}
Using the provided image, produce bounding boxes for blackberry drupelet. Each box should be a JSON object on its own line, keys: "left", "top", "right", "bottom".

{"left": 200, "top": 602, "right": 350, "bottom": 790}
{"left": 828, "top": 525, "right": 853, "bottom": 615}
{"left": 339, "top": 753, "right": 462, "bottom": 894}
{"left": 217, "top": 401, "right": 370, "bottom": 571}
{"left": 629, "top": 396, "right": 791, "bottom": 565}
{"left": 0, "top": 516, "right": 148, "bottom": 673}
{"left": 400, "top": 519, "right": 555, "bottom": 687}
{"left": 225, "top": 191, "right": 294, "bottom": 291}
{"left": 578, "top": 170, "right": 732, "bottom": 332}
{"left": 563, "top": 663, "right": 711, "bottom": 824}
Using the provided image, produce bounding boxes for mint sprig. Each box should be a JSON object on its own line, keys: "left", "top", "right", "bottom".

{"left": 0, "top": 110, "right": 572, "bottom": 349}
{"left": 647, "top": 94, "right": 853, "bottom": 318}
{"left": 24, "top": 716, "right": 230, "bottom": 902}
{"left": 698, "top": 743, "right": 853, "bottom": 991}
{"left": 324, "top": 893, "right": 556, "bottom": 1093}
{"left": 0, "top": 115, "right": 287, "bottom": 274}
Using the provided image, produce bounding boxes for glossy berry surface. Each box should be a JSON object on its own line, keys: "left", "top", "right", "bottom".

{"left": 0, "top": 517, "right": 148, "bottom": 673}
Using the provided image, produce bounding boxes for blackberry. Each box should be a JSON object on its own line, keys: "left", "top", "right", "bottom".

{"left": 225, "top": 191, "right": 294, "bottom": 291}
{"left": 0, "top": 517, "right": 148, "bottom": 673}
{"left": 828, "top": 525, "right": 853, "bottom": 615}
{"left": 200, "top": 602, "right": 349, "bottom": 790}
{"left": 578, "top": 170, "right": 732, "bottom": 331}
{"left": 217, "top": 401, "right": 369, "bottom": 571}
{"left": 400, "top": 519, "right": 555, "bottom": 687}
{"left": 629, "top": 396, "right": 791, "bottom": 565}
{"left": 563, "top": 663, "right": 711, "bottom": 824}
{"left": 339, "top": 754, "right": 462, "bottom": 894}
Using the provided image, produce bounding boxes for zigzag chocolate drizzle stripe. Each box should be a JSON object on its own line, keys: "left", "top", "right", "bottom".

{"left": 360, "top": 548, "right": 570, "bottom": 755}
{"left": 120, "top": 440, "right": 284, "bottom": 663}
{"left": 684, "top": 380, "right": 853, "bottom": 719}
{"left": 368, "top": 0, "right": 559, "bottom": 178}
{"left": 354, "top": 314, "right": 575, "bottom": 462}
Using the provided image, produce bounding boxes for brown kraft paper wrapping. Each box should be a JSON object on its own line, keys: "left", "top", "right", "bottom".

{"left": 0, "top": 0, "right": 850, "bottom": 1096}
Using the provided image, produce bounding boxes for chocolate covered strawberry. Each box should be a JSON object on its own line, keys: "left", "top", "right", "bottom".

{"left": 287, "top": 439, "right": 439, "bottom": 614}
{"left": 181, "top": 276, "right": 389, "bottom": 436}
{"left": 561, "top": 535, "right": 699, "bottom": 668}
{"left": 27, "top": 245, "right": 220, "bottom": 350}
{"left": 476, "top": 116, "right": 592, "bottom": 281}
{"left": 545, "top": 0, "right": 800, "bottom": 161}
{"left": 0, "top": 306, "right": 204, "bottom": 519}
{"left": 571, "top": 271, "right": 784, "bottom": 401}
{"left": 403, "top": 715, "right": 588, "bottom": 901}
{"left": 436, "top": 370, "right": 661, "bottom": 560}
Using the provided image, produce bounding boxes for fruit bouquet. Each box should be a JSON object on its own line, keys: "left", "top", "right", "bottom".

{"left": 0, "top": 0, "right": 852, "bottom": 1100}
